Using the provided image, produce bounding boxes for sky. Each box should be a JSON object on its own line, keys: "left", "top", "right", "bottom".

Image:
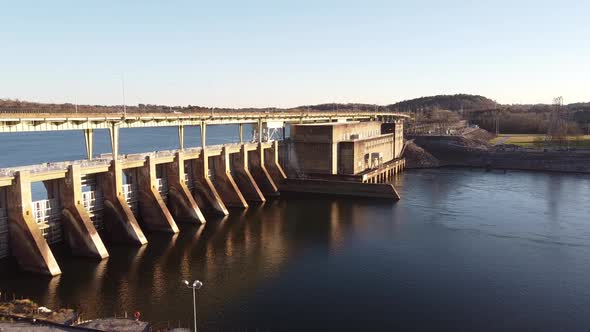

{"left": 1, "top": 0, "right": 589, "bottom": 108}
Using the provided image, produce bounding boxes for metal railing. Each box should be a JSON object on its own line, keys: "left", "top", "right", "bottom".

{"left": 184, "top": 173, "right": 195, "bottom": 192}
{"left": 156, "top": 178, "right": 168, "bottom": 202}
{"left": 0, "top": 158, "right": 111, "bottom": 177}
{"left": 32, "top": 199, "right": 63, "bottom": 244}
{"left": 122, "top": 184, "right": 139, "bottom": 215}
{"left": 82, "top": 190, "right": 105, "bottom": 231}
{"left": 0, "top": 105, "right": 408, "bottom": 117}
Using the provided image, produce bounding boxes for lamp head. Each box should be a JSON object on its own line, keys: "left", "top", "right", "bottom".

{"left": 182, "top": 280, "right": 189, "bottom": 286}
{"left": 193, "top": 280, "right": 203, "bottom": 289}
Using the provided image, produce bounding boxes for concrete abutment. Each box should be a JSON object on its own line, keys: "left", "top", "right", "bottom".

{"left": 165, "top": 152, "right": 206, "bottom": 224}
{"left": 264, "top": 141, "right": 287, "bottom": 186}
{"left": 136, "top": 156, "right": 179, "bottom": 234}
{"left": 248, "top": 144, "right": 279, "bottom": 196}
{"left": 6, "top": 171, "right": 61, "bottom": 276}
{"left": 58, "top": 165, "right": 109, "bottom": 259}
{"left": 97, "top": 161, "right": 147, "bottom": 245}
{"left": 188, "top": 151, "right": 229, "bottom": 216}
{"left": 229, "top": 146, "right": 266, "bottom": 203}
{"left": 210, "top": 147, "right": 248, "bottom": 208}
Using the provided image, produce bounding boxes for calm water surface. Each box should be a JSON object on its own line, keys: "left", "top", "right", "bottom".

{"left": 1, "top": 128, "right": 590, "bottom": 331}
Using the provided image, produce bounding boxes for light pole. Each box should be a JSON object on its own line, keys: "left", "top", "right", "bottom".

{"left": 182, "top": 279, "right": 203, "bottom": 332}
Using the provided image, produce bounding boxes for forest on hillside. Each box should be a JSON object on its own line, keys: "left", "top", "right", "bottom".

{"left": 2, "top": 94, "right": 589, "bottom": 135}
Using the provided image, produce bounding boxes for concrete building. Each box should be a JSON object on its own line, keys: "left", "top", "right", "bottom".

{"left": 285, "top": 121, "right": 404, "bottom": 176}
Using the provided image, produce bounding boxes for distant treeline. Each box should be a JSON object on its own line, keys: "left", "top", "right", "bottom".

{"left": 2, "top": 94, "right": 590, "bottom": 135}
{"left": 387, "top": 94, "right": 497, "bottom": 112}
{"left": 304, "top": 94, "right": 498, "bottom": 113}
{"left": 469, "top": 109, "right": 590, "bottom": 135}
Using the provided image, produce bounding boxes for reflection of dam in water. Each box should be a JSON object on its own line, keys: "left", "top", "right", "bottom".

{"left": 0, "top": 196, "right": 376, "bottom": 327}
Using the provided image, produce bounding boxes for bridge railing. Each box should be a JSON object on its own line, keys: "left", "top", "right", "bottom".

{"left": 0, "top": 159, "right": 112, "bottom": 177}
{"left": 156, "top": 177, "right": 168, "bottom": 202}
{"left": 82, "top": 190, "right": 104, "bottom": 230}
{"left": 122, "top": 183, "right": 139, "bottom": 215}
{"left": 32, "top": 198, "right": 63, "bottom": 244}
{"left": 0, "top": 105, "right": 409, "bottom": 118}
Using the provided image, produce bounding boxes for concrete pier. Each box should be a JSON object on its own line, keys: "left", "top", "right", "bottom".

{"left": 58, "top": 165, "right": 109, "bottom": 259}
{"left": 97, "top": 161, "right": 147, "bottom": 245}
{"left": 248, "top": 144, "right": 279, "bottom": 195}
{"left": 230, "top": 145, "right": 266, "bottom": 203}
{"left": 264, "top": 141, "right": 287, "bottom": 186}
{"left": 210, "top": 147, "right": 249, "bottom": 208}
{"left": 190, "top": 151, "right": 229, "bottom": 216}
{"left": 136, "top": 156, "right": 179, "bottom": 234}
{"left": 165, "top": 152, "right": 206, "bottom": 224}
{"left": 6, "top": 171, "right": 61, "bottom": 276}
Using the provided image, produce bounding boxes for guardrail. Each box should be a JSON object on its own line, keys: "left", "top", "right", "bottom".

{"left": 0, "top": 159, "right": 112, "bottom": 177}
{"left": 0, "top": 107, "right": 410, "bottom": 119}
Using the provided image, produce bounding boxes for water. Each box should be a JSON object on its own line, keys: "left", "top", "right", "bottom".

{"left": 1, "top": 127, "right": 590, "bottom": 331}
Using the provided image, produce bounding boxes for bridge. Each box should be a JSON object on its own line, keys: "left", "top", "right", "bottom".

{"left": 0, "top": 110, "right": 408, "bottom": 276}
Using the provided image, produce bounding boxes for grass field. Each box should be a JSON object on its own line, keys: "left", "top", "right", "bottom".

{"left": 490, "top": 134, "right": 590, "bottom": 147}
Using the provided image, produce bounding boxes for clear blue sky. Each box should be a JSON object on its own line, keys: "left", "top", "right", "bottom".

{"left": 1, "top": 0, "right": 589, "bottom": 108}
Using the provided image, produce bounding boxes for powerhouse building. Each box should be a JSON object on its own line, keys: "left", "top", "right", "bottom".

{"left": 285, "top": 121, "right": 403, "bottom": 176}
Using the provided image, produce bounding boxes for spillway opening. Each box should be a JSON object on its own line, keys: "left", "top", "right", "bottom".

{"left": 155, "top": 164, "right": 169, "bottom": 204}
{"left": 81, "top": 174, "right": 105, "bottom": 231}
{"left": 31, "top": 181, "right": 63, "bottom": 245}
{"left": 184, "top": 160, "right": 195, "bottom": 194}
{"left": 122, "top": 169, "right": 139, "bottom": 216}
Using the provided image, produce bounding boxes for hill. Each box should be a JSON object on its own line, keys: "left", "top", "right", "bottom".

{"left": 386, "top": 94, "right": 497, "bottom": 112}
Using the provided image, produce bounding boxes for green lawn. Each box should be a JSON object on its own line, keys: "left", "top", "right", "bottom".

{"left": 490, "top": 134, "right": 590, "bottom": 147}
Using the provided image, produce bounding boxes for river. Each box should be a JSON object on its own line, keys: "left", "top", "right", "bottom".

{"left": 1, "top": 127, "right": 590, "bottom": 331}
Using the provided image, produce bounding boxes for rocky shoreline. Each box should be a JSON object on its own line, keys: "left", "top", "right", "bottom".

{"left": 404, "top": 131, "right": 590, "bottom": 174}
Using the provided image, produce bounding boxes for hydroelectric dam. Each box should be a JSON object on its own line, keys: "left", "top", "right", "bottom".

{"left": 0, "top": 109, "right": 408, "bottom": 276}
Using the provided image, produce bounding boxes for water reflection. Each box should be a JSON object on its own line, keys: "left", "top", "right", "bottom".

{"left": 1, "top": 169, "right": 590, "bottom": 331}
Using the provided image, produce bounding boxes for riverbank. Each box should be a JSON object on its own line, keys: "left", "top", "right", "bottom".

{"left": 405, "top": 130, "right": 590, "bottom": 173}
{"left": 0, "top": 299, "right": 152, "bottom": 331}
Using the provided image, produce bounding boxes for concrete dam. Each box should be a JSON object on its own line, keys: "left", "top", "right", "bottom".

{"left": 0, "top": 110, "right": 408, "bottom": 276}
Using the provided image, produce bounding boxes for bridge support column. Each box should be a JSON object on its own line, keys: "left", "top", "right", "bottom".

{"left": 191, "top": 150, "right": 229, "bottom": 216}
{"left": 84, "top": 129, "right": 94, "bottom": 160}
{"left": 165, "top": 152, "right": 206, "bottom": 224}
{"left": 230, "top": 145, "right": 265, "bottom": 203}
{"left": 59, "top": 165, "right": 109, "bottom": 259}
{"left": 264, "top": 140, "right": 287, "bottom": 186}
{"left": 137, "top": 156, "right": 179, "bottom": 233}
{"left": 178, "top": 125, "right": 185, "bottom": 151}
{"left": 201, "top": 121, "right": 206, "bottom": 148}
{"left": 109, "top": 123, "right": 119, "bottom": 161}
{"left": 6, "top": 171, "right": 61, "bottom": 276}
{"left": 210, "top": 147, "right": 248, "bottom": 208}
{"left": 248, "top": 144, "right": 278, "bottom": 196}
{"left": 239, "top": 124, "right": 244, "bottom": 144}
{"left": 97, "top": 161, "right": 147, "bottom": 245}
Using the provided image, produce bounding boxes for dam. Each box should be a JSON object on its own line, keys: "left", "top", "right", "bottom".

{"left": 0, "top": 110, "right": 408, "bottom": 276}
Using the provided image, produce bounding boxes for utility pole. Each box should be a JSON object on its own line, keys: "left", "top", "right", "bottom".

{"left": 549, "top": 96, "right": 564, "bottom": 146}
{"left": 494, "top": 102, "right": 500, "bottom": 136}
{"left": 121, "top": 73, "right": 127, "bottom": 117}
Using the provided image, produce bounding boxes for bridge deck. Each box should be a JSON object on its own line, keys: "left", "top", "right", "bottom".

{"left": 0, "top": 111, "right": 409, "bottom": 133}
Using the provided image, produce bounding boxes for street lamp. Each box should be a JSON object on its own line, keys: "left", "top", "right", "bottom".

{"left": 182, "top": 279, "right": 203, "bottom": 332}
